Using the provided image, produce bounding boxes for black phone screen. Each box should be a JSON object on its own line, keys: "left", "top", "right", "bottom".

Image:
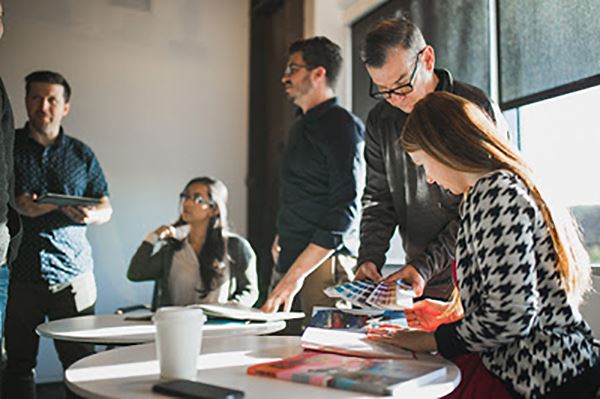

{"left": 152, "top": 380, "right": 245, "bottom": 399}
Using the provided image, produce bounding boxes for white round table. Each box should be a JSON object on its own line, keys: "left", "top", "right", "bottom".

{"left": 66, "top": 336, "right": 460, "bottom": 398}
{"left": 37, "top": 314, "right": 286, "bottom": 345}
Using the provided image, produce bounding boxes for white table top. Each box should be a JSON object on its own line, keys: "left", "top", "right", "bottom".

{"left": 66, "top": 336, "right": 460, "bottom": 399}
{"left": 37, "top": 314, "right": 286, "bottom": 345}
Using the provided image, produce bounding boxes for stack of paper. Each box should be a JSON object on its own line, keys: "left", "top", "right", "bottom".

{"left": 324, "top": 279, "right": 415, "bottom": 310}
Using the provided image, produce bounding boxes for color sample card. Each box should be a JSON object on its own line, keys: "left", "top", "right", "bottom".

{"left": 324, "top": 279, "right": 377, "bottom": 307}
{"left": 324, "top": 280, "right": 415, "bottom": 310}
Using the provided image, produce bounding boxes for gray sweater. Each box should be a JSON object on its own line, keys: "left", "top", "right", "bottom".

{"left": 127, "top": 233, "right": 259, "bottom": 309}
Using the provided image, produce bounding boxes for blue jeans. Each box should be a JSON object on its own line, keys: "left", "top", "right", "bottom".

{"left": 0, "top": 264, "right": 8, "bottom": 338}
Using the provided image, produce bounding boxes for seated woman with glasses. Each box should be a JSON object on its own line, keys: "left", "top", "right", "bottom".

{"left": 368, "top": 92, "right": 599, "bottom": 398}
{"left": 127, "top": 176, "right": 258, "bottom": 308}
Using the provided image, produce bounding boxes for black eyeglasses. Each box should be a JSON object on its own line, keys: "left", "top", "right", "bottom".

{"left": 179, "top": 192, "right": 215, "bottom": 207}
{"left": 283, "top": 63, "right": 312, "bottom": 76}
{"left": 369, "top": 48, "right": 426, "bottom": 100}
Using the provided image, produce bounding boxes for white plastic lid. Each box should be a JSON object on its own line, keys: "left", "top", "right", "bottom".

{"left": 152, "top": 306, "right": 206, "bottom": 323}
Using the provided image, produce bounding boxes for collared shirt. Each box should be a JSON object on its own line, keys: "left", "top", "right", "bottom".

{"left": 12, "top": 126, "right": 109, "bottom": 284}
{"left": 277, "top": 97, "right": 365, "bottom": 273}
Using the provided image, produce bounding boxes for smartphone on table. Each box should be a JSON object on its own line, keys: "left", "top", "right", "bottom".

{"left": 152, "top": 379, "right": 244, "bottom": 399}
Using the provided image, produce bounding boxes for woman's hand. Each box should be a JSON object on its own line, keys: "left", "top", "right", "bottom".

{"left": 405, "top": 299, "right": 461, "bottom": 331}
{"left": 154, "top": 225, "right": 176, "bottom": 240}
{"left": 367, "top": 327, "right": 437, "bottom": 353}
{"left": 405, "top": 299, "right": 449, "bottom": 331}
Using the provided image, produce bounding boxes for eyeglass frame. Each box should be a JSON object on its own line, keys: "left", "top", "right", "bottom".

{"left": 179, "top": 192, "right": 215, "bottom": 207}
{"left": 368, "top": 48, "right": 426, "bottom": 100}
{"left": 283, "top": 63, "right": 313, "bottom": 76}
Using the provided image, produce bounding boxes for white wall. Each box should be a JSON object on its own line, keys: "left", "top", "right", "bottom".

{"left": 0, "top": 0, "right": 249, "bottom": 382}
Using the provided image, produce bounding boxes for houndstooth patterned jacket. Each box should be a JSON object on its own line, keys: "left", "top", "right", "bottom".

{"left": 435, "top": 170, "right": 597, "bottom": 398}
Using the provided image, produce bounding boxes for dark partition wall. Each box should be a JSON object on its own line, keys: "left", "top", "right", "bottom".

{"left": 498, "top": 0, "right": 600, "bottom": 109}
{"left": 352, "top": 0, "right": 491, "bottom": 123}
{"left": 248, "top": 0, "right": 303, "bottom": 303}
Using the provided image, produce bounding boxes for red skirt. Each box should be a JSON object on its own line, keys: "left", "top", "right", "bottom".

{"left": 441, "top": 354, "right": 514, "bottom": 399}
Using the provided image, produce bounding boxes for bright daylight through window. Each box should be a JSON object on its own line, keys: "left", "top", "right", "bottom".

{"left": 517, "top": 85, "right": 600, "bottom": 264}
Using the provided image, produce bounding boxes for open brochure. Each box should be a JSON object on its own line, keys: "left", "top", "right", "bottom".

{"left": 191, "top": 303, "right": 304, "bottom": 322}
{"left": 324, "top": 279, "right": 416, "bottom": 310}
{"left": 309, "top": 307, "right": 407, "bottom": 332}
{"left": 301, "top": 327, "right": 414, "bottom": 360}
{"left": 247, "top": 351, "right": 446, "bottom": 396}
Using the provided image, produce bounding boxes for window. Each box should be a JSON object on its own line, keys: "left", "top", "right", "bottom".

{"left": 516, "top": 85, "right": 600, "bottom": 264}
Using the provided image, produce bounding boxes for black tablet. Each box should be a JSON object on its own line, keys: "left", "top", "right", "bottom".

{"left": 36, "top": 193, "right": 102, "bottom": 207}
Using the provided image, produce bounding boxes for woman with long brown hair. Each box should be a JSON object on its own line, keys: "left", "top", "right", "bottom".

{"left": 127, "top": 177, "right": 258, "bottom": 309}
{"left": 368, "top": 92, "right": 599, "bottom": 398}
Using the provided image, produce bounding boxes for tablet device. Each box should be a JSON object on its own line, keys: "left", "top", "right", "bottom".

{"left": 152, "top": 380, "right": 244, "bottom": 399}
{"left": 36, "top": 193, "right": 102, "bottom": 207}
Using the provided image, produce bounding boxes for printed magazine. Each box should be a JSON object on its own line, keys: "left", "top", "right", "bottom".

{"left": 247, "top": 351, "right": 446, "bottom": 395}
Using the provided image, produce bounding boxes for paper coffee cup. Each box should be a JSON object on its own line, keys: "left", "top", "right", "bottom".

{"left": 153, "top": 307, "right": 206, "bottom": 380}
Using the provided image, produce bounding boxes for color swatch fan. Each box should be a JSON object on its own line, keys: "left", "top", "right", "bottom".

{"left": 325, "top": 280, "right": 415, "bottom": 310}
{"left": 324, "top": 279, "right": 377, "bottom": 308}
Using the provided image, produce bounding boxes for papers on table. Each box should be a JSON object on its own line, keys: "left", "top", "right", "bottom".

{"left": 301, "top": 327, "right": 414, "bottom": 360}
{"left": 190, "top": 303, "right": 304, "bottom": 322}
{"left": 125, "top": 303, "right": 304, "bottom": 323}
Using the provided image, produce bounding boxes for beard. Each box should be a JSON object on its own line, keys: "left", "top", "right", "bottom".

{"left": 285, "top": 74, "right": 313, "bottom": 103}
{"left": 29, "top": 117, "right": 55, "bottom": 135}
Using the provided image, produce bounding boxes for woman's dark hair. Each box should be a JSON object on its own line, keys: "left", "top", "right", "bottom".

{"left": 173, "top": 176, "right": 230, "bottom": 298}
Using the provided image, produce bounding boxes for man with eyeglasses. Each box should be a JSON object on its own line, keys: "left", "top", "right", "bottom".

{"left": 355, "top": 15, "right": 506, "bottom": 298}
{"left": 3, "top": 70, "right": 112, "bottom": 398}
{"left": 261, "top": 37, "right": 364, "bottom": 329}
